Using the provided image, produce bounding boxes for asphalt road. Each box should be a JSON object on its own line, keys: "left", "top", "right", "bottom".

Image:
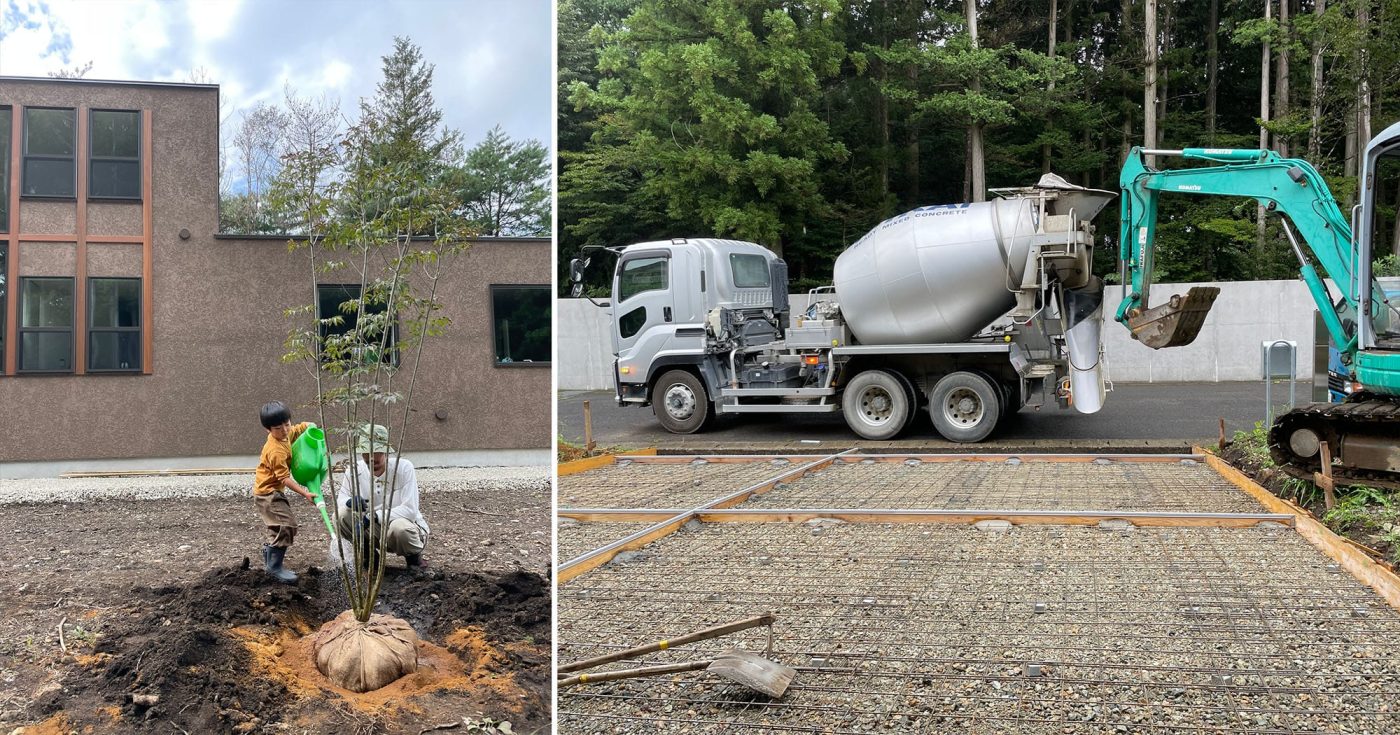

{"left": 558, "top": 381, "right": 1316, "bottom": 451}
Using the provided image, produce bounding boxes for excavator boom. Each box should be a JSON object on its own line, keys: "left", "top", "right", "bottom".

{"left": 1118, "top": 143, "right": 1400, "bottom": 489}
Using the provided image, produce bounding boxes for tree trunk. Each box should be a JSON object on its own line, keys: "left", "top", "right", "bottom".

{"left": 905, "top": 0, "right": 920, "bottom": 202}
{"left": 1258, "top": 0, "right": 1272, "bottom": 250}
{"left": 1158, "top": 0, "right": 1171, "bottom": 147}
{"left": 1207, "top": 0, "right": 1219, "bottom": 143}
{"left": 1357, "top": 0, "right": 1372, "bottom": 154}
{"left": 967, "top": 0, "right": 985, "bottom": 202}
{"left": 1307, "top": 0, "right": 1326, "bottom": 161}
{"left": 1274, "top": 0, "right": 1291, "bottom": 157}
{"left": 878, "top": 64, "right": 890, "bottom": 200}
{"left": 1144, "top": 0, "right": 1158, "bottom": 166}
{"left": 1043, "top": 0, "right": 1057, "bottom": 173}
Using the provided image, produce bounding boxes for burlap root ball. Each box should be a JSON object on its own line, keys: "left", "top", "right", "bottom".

{"left": 313, "top": 610, "right": 420, "bottom": 692}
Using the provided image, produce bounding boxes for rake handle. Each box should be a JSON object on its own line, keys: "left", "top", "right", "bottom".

{"left": 557, "top": 613, "right": 774, "bottom": 674}
{"left": 558, "top": 660, "right": 713, "bottom": 687}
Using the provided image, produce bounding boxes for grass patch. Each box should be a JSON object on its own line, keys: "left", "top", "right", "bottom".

{"left": 557, "top": 436, "right": 634, "bottom": 463}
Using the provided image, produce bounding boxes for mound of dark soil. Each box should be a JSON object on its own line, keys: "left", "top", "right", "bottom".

{"left": 45, "top": 563, "right": 551, "bottom": 734}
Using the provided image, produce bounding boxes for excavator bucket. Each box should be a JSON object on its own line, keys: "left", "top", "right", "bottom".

{"left": 1126, "top": 286, "right": 1221, "bottom": 349}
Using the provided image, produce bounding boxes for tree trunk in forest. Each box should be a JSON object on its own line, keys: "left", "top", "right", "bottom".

{"left": 905, "top": 0, "right": 920, "bottom": 203}
{"left": 966, "top": 0, "right": 985, "bottom": 202}
{"left": 1307, "top": 0, "right": 1326, "bottom": 161}
{"left": 905, "top": 70, "right": 920, "bottom": 203}
{"left": 1274, "top": 0, "right": 1290, "bottom": 157}
{"left": 1144, "top": 0, "right": 1157, "bottom": 167}
{"left": 1207, "top": 0, "right": 1218, "bottom": 143}
{"left": 878, "top": 64, "right": 890, "bottom": 200}
{"left": 1043, "top": 0, "right": 1057, "bottom": 173}
{"left": 1157, "top": 0, "right": 1171, "bottom": 148}
{"left": 1357, "top": 0, "right": 1372, "bottom": 154}
{"left": 1258, "top": 0, "right": 1272, "bottom": 251}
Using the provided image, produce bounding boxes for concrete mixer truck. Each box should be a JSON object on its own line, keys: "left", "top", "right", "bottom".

{"left": 567, "top": 175, "right": 1117, "bottom": 442}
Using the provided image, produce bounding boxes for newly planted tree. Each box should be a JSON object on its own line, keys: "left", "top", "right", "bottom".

{"left": 271, "top": 39, "right": 473, "bottom": 693}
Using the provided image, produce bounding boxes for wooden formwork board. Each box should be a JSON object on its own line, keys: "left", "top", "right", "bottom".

{"left": 1196, "top": 446, "right": 1400, "bottom": 614}
{"left": 562, "top": 507, "right": 1293, "bottom": 527}
{"left": 621, "top": 452, "right": 1202, "bottom": 465}
{"left": 557, "top": 448, "right": 657, "bottom": 477}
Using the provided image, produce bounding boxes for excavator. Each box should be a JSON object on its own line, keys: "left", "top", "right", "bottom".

{"left": 1117, "top": 122, "right": 1400, "bottom": 490}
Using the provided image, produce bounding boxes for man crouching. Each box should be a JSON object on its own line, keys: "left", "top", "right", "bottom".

{"left": 336, "top": 423, "right": 429, "bottom": 571}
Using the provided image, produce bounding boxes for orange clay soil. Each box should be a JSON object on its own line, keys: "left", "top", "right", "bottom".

{"left": 231, "top": 623, "right": 534, "bottom": 717}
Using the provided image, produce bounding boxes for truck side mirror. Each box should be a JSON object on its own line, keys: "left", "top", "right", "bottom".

{"left": 569, "top": 257, "right": 590, "bottom": 283}
{"left": 569, "top": 282, "right": 584, "bottom": 298}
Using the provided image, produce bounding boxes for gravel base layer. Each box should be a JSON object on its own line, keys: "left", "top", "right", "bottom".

{"left": 558, "top": 523, "right": 1400, "bottom": 734}
{"left": 744, "top": 460, "right": 1267, "bottom": 513}
{"left": 558, "top": 460, "right": 804, "bottom": 509}
{"left": 558, "top": 520, "right": 660, "bottom": 562}
{"left": 0, "top": 466, "right": 549, "bottom": 505}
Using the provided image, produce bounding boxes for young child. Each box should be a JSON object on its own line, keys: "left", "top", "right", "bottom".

{"left": 254, "top": 401, "right": 317, "bottom": 583}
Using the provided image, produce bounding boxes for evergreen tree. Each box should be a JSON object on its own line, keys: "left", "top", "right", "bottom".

{"left": 448, "top": 126, "right": 551, "bottom": 237}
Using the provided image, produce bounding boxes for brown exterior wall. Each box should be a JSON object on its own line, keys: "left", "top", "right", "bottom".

{"left": 0, "top": 78, "right": 551, "bottom": 463}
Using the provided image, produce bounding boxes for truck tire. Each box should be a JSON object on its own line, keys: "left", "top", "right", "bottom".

{"left": 842, "top": 370, "right": 911, "bottom": 441}
{"left": 929, "top": 371, "right": 1001, "bottom": 443}
{"left": 651, "top": 370, "right": 712, "bottom": 434}
{"left": 889, "top": 369, "right": 921, "bottom": 435}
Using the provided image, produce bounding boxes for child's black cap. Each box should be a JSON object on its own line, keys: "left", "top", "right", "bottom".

{"left": 260, "top": 401, "right": 292, "bottom": 429}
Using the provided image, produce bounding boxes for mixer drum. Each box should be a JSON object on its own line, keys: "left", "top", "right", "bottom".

{"left": 833, "top": 199, "right": 1039, "bottom": 345}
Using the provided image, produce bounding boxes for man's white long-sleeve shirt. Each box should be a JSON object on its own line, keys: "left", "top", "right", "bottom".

{"left": 338, "top": 456, "right": 429, "bottom": 536}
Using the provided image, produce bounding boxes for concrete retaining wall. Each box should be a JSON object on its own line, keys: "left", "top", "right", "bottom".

{"left": 558, "top": 278, "right": 1398, "bottom": 390}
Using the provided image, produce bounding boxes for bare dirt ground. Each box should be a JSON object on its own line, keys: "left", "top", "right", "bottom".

{"left": 0, "top": 468, "right": 551, "bottom": 735}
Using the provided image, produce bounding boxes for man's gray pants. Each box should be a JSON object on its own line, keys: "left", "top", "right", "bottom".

{"left": 335, "top": 507, "right": 427, "bottom": 557}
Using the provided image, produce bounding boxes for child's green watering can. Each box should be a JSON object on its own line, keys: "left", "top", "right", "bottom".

{"left": 290, "top": 426, "right": 337, "bottom": 537}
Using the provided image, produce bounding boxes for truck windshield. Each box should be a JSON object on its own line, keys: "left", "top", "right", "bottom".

{"left": 618, "top": 256, "right": 668, "bottom": 301}
{"left": 730, "top": 254, "right": 769, "bottom": 289}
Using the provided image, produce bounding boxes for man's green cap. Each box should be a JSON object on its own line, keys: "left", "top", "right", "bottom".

{"left": 354, "top": 423, "right": 392, "bottom": 454}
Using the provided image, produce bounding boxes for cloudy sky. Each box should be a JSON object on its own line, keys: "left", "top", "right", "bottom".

{"left": 0, "top": 0, "right": 553, "bottom": 154}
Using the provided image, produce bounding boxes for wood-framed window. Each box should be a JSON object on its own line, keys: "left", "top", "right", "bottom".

{"left": 22, "top": 107, "right": 76, "bottom": 199}
{"left": 88, "top": 109, "right": 141, "bottom": 200}
{"left": 87, "top": 277, "right": 141, "bottom": 372}
{"left": 18, "top": 277, "right": 74, "bottom": 372}
{"left": 490, "top": 284, "right": 550, "bottom": 366}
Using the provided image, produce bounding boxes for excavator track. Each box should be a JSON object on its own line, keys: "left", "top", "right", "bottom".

{"left": 1268, "top": 400, "right": 1400, "bottom": 491}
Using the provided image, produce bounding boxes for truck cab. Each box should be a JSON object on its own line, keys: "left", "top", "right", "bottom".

{"left": 610, "top": 239, "right": 785, "bottom": 428}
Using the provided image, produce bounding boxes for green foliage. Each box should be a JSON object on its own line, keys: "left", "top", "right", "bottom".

{"left": 559, "top": 0, "right": 1400, "bottom": 291}
{"left": 447, "top": 126, "right": 550, "bottom": 237}
{"left": 1231, "top": 421, "right": 1274, "bottom": 466}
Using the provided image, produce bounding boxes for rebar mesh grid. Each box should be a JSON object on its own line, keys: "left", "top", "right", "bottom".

{"left": 740, "top": 460, "right": 1268, "bottom": 514}
{"left": 559, "top": 520, "right": 662, "bottom": 562}
{"left": 558, "top": 460, "right": 802, "bottom": 509}
{"left": 558, "top": 523, "right": 1400, "bottom": 734}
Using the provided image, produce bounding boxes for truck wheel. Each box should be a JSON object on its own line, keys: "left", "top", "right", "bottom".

{"left": 842, "top": 370, "right": 910, "bottom": 441}
{"left": 889, "top": 370, "right": 921, "bottom": 435}
{"left": 651, "top": 370, "right": 712, "bottom": 434}
{"left": 929, "top": 371, "right": 1001, "bottom": 443}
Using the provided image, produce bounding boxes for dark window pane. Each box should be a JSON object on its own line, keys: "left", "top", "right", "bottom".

{"left": 0, "top": 246, "right": 6, "bottom": 360}
{"left": 21, "top": 278, "right": 73, "bottom": 327}
{"left": 90, "top": 160, "right": 140, "bottom": 198}
{"left": 89, "top": 331, "right": 141, "bottom": 371}
{"left": 316, "top": 283, "right": 395, "bottom": 365}
{"left": 730, "top": 254, "right": 770, "bottom": 288}
{"left": 20, "top": 331, "right": 72, "bottom": 371}
{"left": 492, "top": 286, "right": 551, "bottom": 364}
{"left": 618, "top": 257, "right": 668, "bottom": 301}
{"left": 91, "top": 279, "right": 140, "bottom": 328}
{"left": 90, "top": 111, "right": 138, "bottom": 158}
{"left": 618, "top": 305, "right": 647, "bottom": 340}
{"left": 0, "top": 109, "right": 10, "bottom": 231}
{"left": 25, "top": 109, "right": 75, "bottom": 156}
{"left": 23, "top": 158, "right": 75, "bottom": 197}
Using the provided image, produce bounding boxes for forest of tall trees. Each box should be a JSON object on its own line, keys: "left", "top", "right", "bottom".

{"left": 558, "top": 0, "right": 1400, "bottom": 292}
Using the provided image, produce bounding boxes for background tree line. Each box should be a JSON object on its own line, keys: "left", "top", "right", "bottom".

{"left": 559, "top": 0, "right": 1400, "bottom": 293}
{"left": 221, "top": 37, "right": 551, "bottom": 239}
